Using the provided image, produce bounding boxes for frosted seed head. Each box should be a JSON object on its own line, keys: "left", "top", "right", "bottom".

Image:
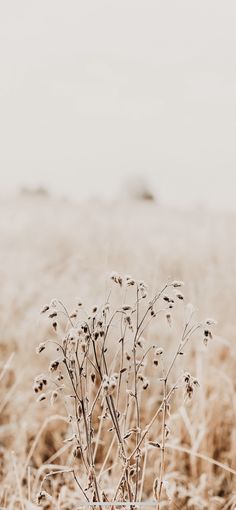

{"left": 37, "top": 393, "right": 47, "bottom": 402}
{"left": 171, "top": 280, "right": 184, "bottom": 288}
{"left": 40, "top": 304, "right": 50, "bottom": 314}
{"left": 36, "top": 342, "right": 46, "bottom": 354}
{"left": 176, "top": 292, "right": 184, "bottom": 300}
{"left": 49, "top": 360, "right": 60, "bottom": 372}
{"left": 205, "top": 318, "right": 217, "bottom": 326}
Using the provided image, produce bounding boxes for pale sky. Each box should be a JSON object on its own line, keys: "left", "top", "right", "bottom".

{"left": 0, "top": 1, "right": 236, "bottom": 210}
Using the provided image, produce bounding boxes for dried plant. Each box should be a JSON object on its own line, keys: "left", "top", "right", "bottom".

{"left": 34, "top": 273, "right": 216, "bottom": 509}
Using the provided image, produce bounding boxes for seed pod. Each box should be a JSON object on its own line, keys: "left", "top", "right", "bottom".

{"left": 166, "top": 313, "right": 172, "bottom": 327}
{"left": 50, "top": 390, "right": 58, "bottom": 406}
{"left": 155, "top": 348, "right": 164, "bottom": 356}
{"left": 41, "top": 305, "right": 50, "bottom": 314}
{"left": 35, "top": 491, "right": 52, "bottom": 504}
{"left": 49, "top": 360, "right": 59, "bottom": 372}
{"left": 49, "top": 312, "right": 57, "bottom": 319}
{"left": 171, "top": 280, "right": 184, "bottom": 288}
{"left": 143, "top": 379, "right": 149, "bottom": 390}
{"left": 148, "top": 441, "right": 161, "bottom": 448}
{"left": 125, "top": 352, "right": 131, "bottom": 361}
{"left": 205, "top": 318, "right": 217, "bottom": 326}
{"left": 37, "top": 393, "right": 47, "bottom": 402}
{"left": 36, "top": 342, "right": 46, "bottom": 354}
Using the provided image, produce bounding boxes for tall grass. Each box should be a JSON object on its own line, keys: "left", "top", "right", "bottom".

{"left": 0, "top": 195, "right": 236, "bottom": 509}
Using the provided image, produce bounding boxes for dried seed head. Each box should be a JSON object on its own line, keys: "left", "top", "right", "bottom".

{"left": 185, "top": 383, "right": 194, "bottom": 399}
{"left": 123, "top": 431, "right": 131, "bottom": 439}
{"left": 109, "top": 377, "right": 117, "bottom": 392}
{"left": 82, "top": 324, "right": 88, "bottom": 333}
{"left": 155, "top": 347, "right": 164, "bottom": 356}
{"left": 50, "top": 299, "right": 58, "bottom": 308}
{"left": 49, "top": 360, "right": 60, "bottom": 372}
{"left": 171, "top": 280, "right": 184, "bottom": 288}
{"left": 33, "top": 374, "right": 48, "bottom": 393}
{"left": 50, "top": 390, "right": 58, "bottom": 406}
{"left": 183, "top": 372, "right": 191, "bottom": 383}
{"left": 81, "top": 341, "right": 87, "bottom": 352}
{"left": 138, "top": 280, "right": 148, "bottom": 298}
{"left": 183, "top": 372, "right": 199, "bottom": 400}
{"left": 148, "top": 441, "right": 161, "bottom": 448}
{"left": 164, "top": 424, "right": 170, "bottom": 438}
{"left": 126, "top": 277, "right": 135, "bottom": 286}
{"left": 124, "top": 315, "right": 133, "bottom": 330}
{"left": 35, "top": 491, "right": 52, "bottom": 504}
{"left": 40, "top": 304, "right": 50, "bottom": 314}
{"left": 166, "top": 313, "right": 172, "bottom": 327}
{"left": 73, "top": 445, "right": 81, "bottom": 458}
{"left": 138, "top": 280, "right": 147, "bottom": 288}
{"left": 102, "top": 375, "right": 110, "bottom": 392}
{"left": 49, "top": 312, "right": 57, "bottom": 319}
{"left": 36, "top": 342, "right": 46, "bottom": 354}
{"left": 33, "top": 386, "right": 40, "bottom": 398}
{"left": 204, "top": 329, "right": 213, "bottom": 339}
{"left": 142, "top": 378, "right": 149, "bottom": 390}
{"left": 110, "top": 271, "right": 123, "bottom": 286}
{"left": 129, "top": 466, "right": 136, "bottom": 477}
{"left": 205, "top": 318, "right": 217, "bottom": 326}
{"left": 37, "top": 393, "right": 47, "bottom": 402}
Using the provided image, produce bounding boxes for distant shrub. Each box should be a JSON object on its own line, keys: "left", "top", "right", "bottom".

{"left": 20, "top": 186, "right": 49, "bottom": 197}
{"left": 124, "top": 176, "right": 156, "bottom": 202}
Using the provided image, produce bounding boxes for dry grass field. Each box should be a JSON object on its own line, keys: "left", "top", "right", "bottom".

{"left": 0, "top": 193, "right": 236, "bottom": 509}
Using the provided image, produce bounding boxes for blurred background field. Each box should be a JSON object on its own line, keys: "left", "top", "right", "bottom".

{"left": 0, "top": 191, "right": 235, "bottom": 508}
